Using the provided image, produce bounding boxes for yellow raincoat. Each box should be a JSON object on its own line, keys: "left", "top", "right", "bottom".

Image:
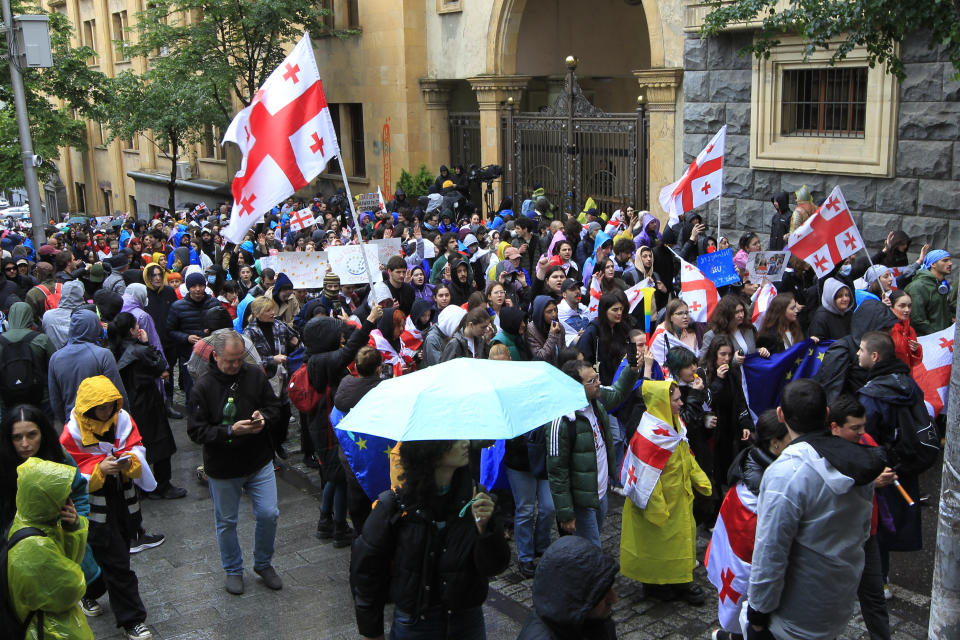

{"left": 620, "top": 380, "right": 711, "bottom": 585}
{"left": 7, "top": 458, "right": 94, "bottom": 640}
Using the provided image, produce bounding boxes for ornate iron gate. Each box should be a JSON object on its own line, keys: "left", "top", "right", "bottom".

{"left": 501, "top": 67, "right": 648, "bottom": 218}
{"left": 448, "top": 112, "right": 482, "bottom": 171}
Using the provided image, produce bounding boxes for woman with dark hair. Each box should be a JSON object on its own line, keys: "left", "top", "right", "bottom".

{"left": 351, "top": 439, "right": 510, "bottom": 639}
{"left": 888, "top": 289, "right": 922, "bottom": 368}
{"left": 808, "top": 277, "right": 853, "bottom": 341}
{"left": 701, "top": 294, "right": 766, "bottom": 358}
{"left": 409, "top": 264, "right": 434, "bottom": 303}
{"left": 485, "top": 281, "right": 508, "bottom": 330}
{"left": 532, "top": 264, "right": 567, "bottom": 303}
{"left": 699, "top": 335, "right": 754, "bottom": 502}
{"left": 593, "top": 258, "right": 628, "bottom": 296}
{"left": 578, "top": 290, "right": 630, "bottom": 386}
{"left": 547, "top": 239, "right": 579, "bottom": 279}
{"left": 706, "top": 409, "right": 792, "bottom": 640}
{"left": 491, "top": 307, "right": 531, "bottom": 362}
{"left": 440, "top": 306, "right": 493, "bottom": 362}
{"left": 108, "top": 312, "right": 184, "bottom": 500}
{"left": 525, "top": 295, "right": 563, "bottom": 365}
{"left": 369, "top": 307, "right": 416, "bottom": 378}
{"left": 733, "top": 233, "right": 761, "bottom": 273}
{"left": 649, "top": 298, "right": 706, "bottom": 367}
{"left": 757, "top": 293, "right": 805, "bottom": 354}
{"left": 433, "top": 282, "right": 453, "bottom": 313}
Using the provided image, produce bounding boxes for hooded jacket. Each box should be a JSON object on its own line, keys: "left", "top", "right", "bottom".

{"left": 748, "top": 434, "right": 885, "bottom": 640}
{"left": 48, "top": 310, "right": 128, "bottom": 425}
{"left": 0, "top": 302, "right": 54, "bottom": 408}
{"left": 525, "top": 295, "right": 561, "bottom": 365}
{"left": 6, "top": 457, "right": 93, "bottom": 640}
{"left": 581, "top": 230, "right": 612, "bottom": 284}
{"left": 768, "top": 192, "right": 790, "bottom": 251}
{"left": 807, "top": 277, "right": 853, "bottom": 340}
{"left": 620, "top": 380, "right": 711, "bottom": 585}
{"left": 142, "top": 262, "right": 178, "bottom": 347}
{"left": 41, "top": 279, "right": 86, "bottom": 350}
{"left": 491, "top": 306, "right": 531, "bottom": 362}
{"left": 120, "top": 283, "right": 166, "bottom": 363}
{"left": 904, "top": 268, "right": 955, "bottom": 336}
{"left": 167, "top": 287, "right": 222, "bottom": 356}
{"left": 265, "top": 272, "right": 301, "bottom": 323}
{"left": 517, "top": 535, "right": 619, "bottom": 640}
{"left": 634, "top": 212, "right": 660, "bottom": 250}
{"left": 815, "top": 298, "right": 897, "bottom": 401}
{"left": 422, "top": 306, "right": 465, "bottom": 367}
{"left": 446, "top": 255, "right": 475, "bottom": 306}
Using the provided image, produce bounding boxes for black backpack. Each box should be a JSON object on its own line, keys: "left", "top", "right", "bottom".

{"left": 1, "top": 526, "right": 46, "bottom": 640}
{"left": 0, "top": 333, "right": 44, "bottom": 405}
{"left": 891, "top": 394, "right": 941, "bottom": 476}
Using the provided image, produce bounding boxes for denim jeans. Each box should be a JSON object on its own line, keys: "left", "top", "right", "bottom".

{"left": 390, "top": 606, "right": 485, "bottom": 640}
{"left": 506, "top": 468, "right": 554, "bottom": 563}
{"left": 208, "top": 461, "right": 279, "bottom": 575}
{"left": 321, "top": 478, "right": 346, "bottom": 522}
{"left": 609, "top": 415, "right": 625, "bottom": 488}
{"left": 573, "top": 493, "right": 608, "bottom": 548}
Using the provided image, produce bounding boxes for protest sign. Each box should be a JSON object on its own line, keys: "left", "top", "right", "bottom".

{"left": 746, "top": 251, "right": 789, "bottom": 282}
{"left": 258, "top": 251, "right": 330, "bottom": 289}
{"left": 327, "top": 244, "right": 382, "bottom": 285}
{"left": 370, "top": 238, "right": 402, "bottom": 265}
{"left": 357, "top": 193, "right": 379, "bottom": 213}
{"left": 696, "top": 248, "right": 740, "bottom": 288}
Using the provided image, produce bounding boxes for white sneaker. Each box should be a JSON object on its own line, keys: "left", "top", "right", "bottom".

{"left": 79, "top": 597, "right": 102, "bottom": 616}
{"left": 124, "top": 622, "right": 153, "bottom": 640}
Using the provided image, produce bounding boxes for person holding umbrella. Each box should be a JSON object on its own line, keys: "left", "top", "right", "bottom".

{"left": 351, "top": 439, "right": 511, "bottom": 639}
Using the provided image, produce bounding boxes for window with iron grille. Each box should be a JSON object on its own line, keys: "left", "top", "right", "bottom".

{"left": 781, "top": 67, "right": 867, "bottom": 138}
{"left": 348, "top": 103, "right": 366, "bottom": 177}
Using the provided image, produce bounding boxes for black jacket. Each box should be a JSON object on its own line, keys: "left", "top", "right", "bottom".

{"left": 815, "top": 299, "right": 897, "bottom": 402}
{"left": 333, "top": 375, "right": 380, "bottom": 412}
{"left": 167, "top": 293, "right": 222, "bottom": 355}
{"left": 187, "top": 360, "right": 283, "bottom": 479}
{"left": 577, "top": 320, "right": 627, "bottom": 387}
{"left": 145, "top": 284, "right": 178, "bottom": 347}
{"left": 116, "top": 339, "right": 175, "bottom": 463}
{"left": 350, "top": 467, "right": 510, "bottom": 638}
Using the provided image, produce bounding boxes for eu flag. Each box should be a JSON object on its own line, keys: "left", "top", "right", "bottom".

{"left": 479, "top": 440, "right": 510, "bottom": 490}
{"left": 741, "top": 339, "right": 832, "bottom": 420}
{"left": 331, "top": 407, "right": 396, "bottom": 501}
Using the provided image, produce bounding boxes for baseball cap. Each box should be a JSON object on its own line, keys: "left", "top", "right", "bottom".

{"left": 561, "top": 278, "right": 580, "bottom": 292}
{"left": 504, "top": 247, "right": 521, "bottom": 260}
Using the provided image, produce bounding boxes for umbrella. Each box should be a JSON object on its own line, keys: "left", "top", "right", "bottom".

{"left": 66, "top": 216, "right": 89, "bottom": 224}
{"left": 335, "top": 359, "right": 588, "bottom": 441}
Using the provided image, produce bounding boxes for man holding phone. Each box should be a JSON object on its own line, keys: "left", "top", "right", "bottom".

{"left": 187, "top": 332, "right": 284, "bottom": 596}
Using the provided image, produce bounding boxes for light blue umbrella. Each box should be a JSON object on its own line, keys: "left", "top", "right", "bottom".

{"left": 335, "top": 359, "right": 588, "bottom": 441}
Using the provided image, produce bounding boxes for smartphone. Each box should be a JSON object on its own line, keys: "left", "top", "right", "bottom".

{"left": 249, "top": 416, "right": 265, "bottom": 426}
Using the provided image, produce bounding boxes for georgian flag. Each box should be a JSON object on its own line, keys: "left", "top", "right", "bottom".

{"left": 586, "top": 280, "right": 602, "bottom": 319}
{"left": 912, "top": 326, "right": 953, "bottom": 417}
{"left": 648, "top": 325, "right": 699, "bottom": 372}
{"left": 619, "top": 412, "right": 683, "bottom": 509}
{"left": 222, "top": 33, "right": 340, "bottom": 244}
{"left": 369, "top": 330, "right": 415, "bottom": 379}
{"left": 288, "top": 207, "right": 317, "bottom": 232}
{"left": 751, "top": 282, "right": 779, "bottom": 330}
{"left": 786, "top": 186, "right": 864, "bottom": 278}
{"left": 624, "top": 281, "right": 646, "bottom": 313}
{"left": 705, "top": 483, "right": 759, "bottom": 633}
{"left": 659, "top": 126, "right": 726, "bottom": 226}
{"left": 679, "top": 258, "right": 719, "bottom": 324}
{"left": 377, "top": 187, "right": 388, "bottom": 216}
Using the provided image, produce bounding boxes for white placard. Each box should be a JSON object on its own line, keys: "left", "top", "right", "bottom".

{"left": 357, "top": 192, "right": 379, "bottom": 212}
{"left": 370, "top": 238, "right": 403, "bottom": 265}
{"left": 258, "top": 251, "right": 329, "bottom": 289}
{"left": 745, "top": 251, "right": 789, "bottom": 282}
{"left": 327, "top": 244, "right": 382, "bottom": 285}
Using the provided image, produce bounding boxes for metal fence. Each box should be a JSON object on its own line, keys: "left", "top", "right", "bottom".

{"left": 448, "top": 112, "right": 482, "bottom": 170}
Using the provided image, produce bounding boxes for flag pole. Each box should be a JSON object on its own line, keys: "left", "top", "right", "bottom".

{"left": 717, "top": 195, "right": 722, "bottom": 240}
{"left": 336, "top": 158, "right": 378, "bottom": 293}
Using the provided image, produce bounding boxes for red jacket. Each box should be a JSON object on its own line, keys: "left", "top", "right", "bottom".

{"left": 890, "top": 320, "right": 922, "bottom": 368}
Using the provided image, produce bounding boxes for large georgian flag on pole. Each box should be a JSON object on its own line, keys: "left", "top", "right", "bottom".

{"left": 679, "top": 257, "right": 719, "bottom": 324}
{"left": 786, "top": 186, "right": 864, "bottom": 278}
{"left": 222, "top": 34, "right": 339, "bottom": 244}
{"left": 912, "top": 326, "right": 953, "bottom": 418}
{"left": 658, "top": 126, "right": 726, "bottom": 226}
{"left": 705, "top": 483, "right": 759, "bottom": 633}
{"left": 619, "top": 411, "right": 683, "bottom": 509}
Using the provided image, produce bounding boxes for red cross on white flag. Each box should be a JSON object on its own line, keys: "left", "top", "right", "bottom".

{"left": 586, "top": 280, "right": 602, "bottom": 319}
{"left": 751, "top": 281, "right": 779, "bottom": 329}
{"left": 222, "top": 33, "right": 341, "bottom": 244}
{"left": 377, "top": 187, "right": 388, "bottom": 215}
{"left": 912, "top": 326, "right": 953, "bottom": 417}
{"left": 623, "top": 281, "right": 646, "bottom": 313}
{"left": 658, "top": 125, "right": 726, "bottom": 226}
{"left": 705, "top": 483, "right": 758, "bottom": 631}
{"left": 679, "top": 258, "right": 718, "bottom": 324}
{"left": 786, "top": 186, "right": 864, "bottom": 278}
{"left": 619, "top": 412, "right": 682, "bottom": 510}
{"left": 288, "top": 208, "right": 317, "bottom": 232}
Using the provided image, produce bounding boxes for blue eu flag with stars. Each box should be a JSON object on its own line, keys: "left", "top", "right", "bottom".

{"left": 741, "top": 339, "right": 832, "bottom": 420}
{"left": 331, "top": 407, "right": 396, "bottom": 501}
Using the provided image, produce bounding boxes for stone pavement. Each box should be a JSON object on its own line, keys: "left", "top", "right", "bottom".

{"left": 86, "top": 414, "right": 933, "bottom": 639}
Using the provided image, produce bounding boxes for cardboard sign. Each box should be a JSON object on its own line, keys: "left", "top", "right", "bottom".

{"left": 746, "top": 251, "right": 789, "bottom": 283}
{"left": 696, "top": 248, "right": 740, "bottom": 288}
{"left": 327, "top": 244, "right": 382, "bottom": 285}
{"left": 258, "top": 251, "right": 330, "bottom": 289}
{"left": 370, "top": 238, "right": 403, "bottom": 266}
{"left": 357, "top": 193, "right": 380, "bottom": 213}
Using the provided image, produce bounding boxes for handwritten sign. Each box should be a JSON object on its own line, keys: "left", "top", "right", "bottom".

{"left": 357, "top": 193, "right": 379, "bottom": 213}
{"left": 696, "top": 248, "right": 740, "bottom": 288}
{"left": 370, "top": 238, "right": 402, "bottom": 266}
{"left": 327, "top": 244, "right": 382, "bottom": 285}
{"left": 746, "top": 251, "right": 789, "bottom": 283}
{"left": 258, "top": 251, "right": 329, "bottom": 289}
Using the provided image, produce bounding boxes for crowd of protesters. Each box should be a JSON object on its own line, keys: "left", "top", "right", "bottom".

{"left": 0, "top": 176, "right": 948, "bottom": 640}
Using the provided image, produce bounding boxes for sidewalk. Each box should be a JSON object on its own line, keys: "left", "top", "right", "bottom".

{"left": 86, "top": 412, "right": 931, "bottom": 639}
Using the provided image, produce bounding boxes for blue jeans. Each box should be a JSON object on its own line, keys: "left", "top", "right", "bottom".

{"left": 573, "top": 493, "right": 608, "bottom": 548}
{"left": 506, "top": 468, "right": 554, "bottom": 563}
{"left": 390, "top": 606, "right": 485, "bottom": 640}
{"left": 321, "top": 478, "right": 346, "bottom": 522}
{"left": 208, "top": 461, "right": 279, "bottom": 575}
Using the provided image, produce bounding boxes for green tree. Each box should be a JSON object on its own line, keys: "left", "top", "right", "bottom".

{"left": 701, "top": 0, "right": 960, "bottom": 80}
{"left": 0, "top": 5, "right": 109, "bottom": 190}
{"left": 396, "top": 165, "right": 436, "bottom": 199}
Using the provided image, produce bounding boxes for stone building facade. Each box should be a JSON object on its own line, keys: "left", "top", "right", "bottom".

{"left": 681, "top": 26, "right": 960, "bottom": 253}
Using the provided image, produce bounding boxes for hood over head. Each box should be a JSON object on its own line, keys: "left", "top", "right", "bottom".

{"left": 57, "top": 279, "right": 87, "bottom": 311}
{"left": 410, "top": 298, "right": 435, "bottom": 329}
{"left": 73, "top": 374, "right": 123, "bottom": 438}
{"left": 68, "top": 308, "right": 104, "bottom": 344}
{"left": 850, "top": 298, "right": 897, "bottom": 341}
{"left": 143, "top": 262, "right": 165, "bottom": 289}
{"left": 771, "top": 191, "right": 789, "bottom": 215}
{"left": 94, "top": 289, "right": 124, "bottom": 322}
{"left": 641, "top": 379, "right": 680, "bottom": 430}
{"left": 531, "top": 535, "right": 619, "bottom": 629}
{"left": 436, "top": 305, "right": 466, "bottom": 338}
{"left": 302, "top": 315, "right": 346, "bottom": 354}
{"left": 5, "top": 301, "right": 34, "bottom": 333}
{"left": 499, "top": 306, "right": 526, "bottom": 336}
{"left": 377, "top": 305, "right": 398, "bottom": 341}
{"left": 124, "top": 283, "right": 148, "bottom": 308}
{"left": 591, "top": 231, "right": 613, "bottom": 259}
{"left": 820, "top": 278, "right": 852, "bottom": 315}
{"left": 272, "top": 272, "right": 293, "bottom": 305}
{"left": 531, "top": 295, "right": 555, "bottom": 336}
{"left": 16, "top": 457, "right": 76, "bottom": 524}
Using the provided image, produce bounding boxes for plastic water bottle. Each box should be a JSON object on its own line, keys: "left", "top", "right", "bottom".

{"left": 223, "top": 397, "right": 237, "bottom": 426}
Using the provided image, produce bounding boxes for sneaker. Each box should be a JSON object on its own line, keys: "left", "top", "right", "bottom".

{"left": 517, "top": 561, "right": 536, "bottom": 580}
{"left": 196, "top": 465, "right": 208, "bottom": 483}
{"left": 79, "top": 597, "right": 103, "bottom": 617}
{"left": 130, "top": 532, "right": 165, "bottom": 554}
{"left": 254, "top": 565, "right": 283, "bottom": 590}
{"left": 302, "top": 455, "right": 320, "bottom": 470}
{"left": 166, "top": 406, "right": 184, "bottom": 420}
{"left": 225, "top": 573, "right": 244, "bottom": 595}
{"left": 883, "top": 581, "right": 893, "bottom": 600}
{"left": 124, "top": 622, "right": 153, "bottom": 640}
{"left": 146, "top": 484, "right": 188, "bottom": 500}
{"left": 712, "top": 630, "right": 736, "bottom": 640}
{"left": 610, "top": 485, "right": 626, "bottom": 497}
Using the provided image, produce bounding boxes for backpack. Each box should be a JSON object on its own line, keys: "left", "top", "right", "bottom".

{"left": 0, "top": 333, "right": 44, "bottom": 405}
{"left": 34, "top": 284, "right": 61, "bottom": 312}
{"left": 525, "top": 418, "right": 578, "bottom": 479}
{"left": 288, "top": 365, "right": 321, "bottom": 414}
{"left": 1, "top": 526, "right": 46, "bottom": 640}
{"left": 891, "top": 394, "right": 940, "bottom": 476}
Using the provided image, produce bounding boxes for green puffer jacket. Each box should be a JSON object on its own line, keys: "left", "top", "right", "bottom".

{"left": 546, "top": 366, "right": 638, "bottom": 522}
{"left": 903, "top": 269, "right": 956, "bottom": 336}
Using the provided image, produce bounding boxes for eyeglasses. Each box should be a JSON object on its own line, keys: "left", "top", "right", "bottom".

{"left": 583, "top": 376, "right": 600, "bottom": 386}
{"left": 4, "top": 266, "right": 16, "bottom": 272}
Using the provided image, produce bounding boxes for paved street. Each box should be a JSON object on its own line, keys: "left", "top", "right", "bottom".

{"left": 87, "top": 411, "right": 937, "bottom": 639}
